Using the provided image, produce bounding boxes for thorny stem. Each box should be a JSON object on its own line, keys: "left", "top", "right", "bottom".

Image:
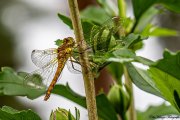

{"left": 68, "top": 0, "right": 98, "bottom": 120}
{"left": 124, "top": 66, "right": 136, "bottom": 120}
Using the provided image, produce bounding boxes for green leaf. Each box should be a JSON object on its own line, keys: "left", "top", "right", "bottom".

{"left": 142, "top": 24, "right": 179, "bottom": 37}
{"left": 137, "top": 103, "right": 180, "bottom": 120}
{"left": 160, "top": 0, "right": 180, "bottom": 13}
{"left": 134, "top": 56, "right": 154, "bottom": 66}
{"left": 58, "top": 13, "right": 73, "bottom": 29}
{"left": 80, "top": 6, "right": 110, "bottom": 25}
{"left": 106, "top": 48, "right": 136, "bottom": 63}
{"left": 135, "top": 6, "right": 160, "bottom": 32}
{"left": 75, "top": 107, "right": 80, "bottom": 120}
{"left": 148, "top": 26, "right": 179, "bottom": 37}
{"left": 149, "top": 50, "right": 180, "bottom": 111}
{"left": 154, "top": 50, "right": 180, "bottom": 80}
{"left": 0, "top": 106, "right": 41, "bottom": 120}
{"left": 130, "top": 42, "right": 144, "bottom": 51}
{"left": 132, "top": 0, "right": 180, "bottom": 21}
{"left": 50, "top": 108, "right": 76, "bottom": 120}
{"left": 96, "top": 94, "right": 118, "bottom": 120}
{"left": 107, "top": 62, "right": 123, "bottom": 85}
{"left": 57, "top": 13, "right": 94, "bottom": 43}
{"left": 119, "top": 33, "right": 146, "bottom": 51}
{"left": 126, "top": 63, "right": 162, "bottom": 98}
{"left": 105, "top": 48, "right": 154, "bottom": 66}
{"left": 148, "top": 67, "right": 180, "bottom": 112}
{"left": 1, "top": 106, "right": 19, "bottom": 114}
{"left": 52, "top": 84, "right": 86, "bottom": 108}
{"left": 55, "top": 39, "right": 63, "bottom": 46}
{"left": 127, "top": 50, "right": 180, "bottom": 112}
{"left": 97, "top": 0, "right": 117, "bottom": 16}
{"left": 122, "top": 33, "right": 147, "bottom": 49}
{"left": 132, "top": 0, "right": 156, "bottom": 21}
{"left": 82, "top": 20, "right": 94, "bottom": 43}
{"left": 68, "top": 110, "right": 75, "bottom": 120}
{"left": 0, "top": 67, "right": 45, "bottom": 99}
{"left": 52, "top": 85, "right": 118, "bottom": 120}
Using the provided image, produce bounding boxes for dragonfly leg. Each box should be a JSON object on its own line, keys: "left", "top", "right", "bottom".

{"left": 73, "top": 48, "right": 91, "bottom": 54}
{"left": 70, "top": 57, "right": 82, "bottom": 73}
{"left": 74, "top": 40, "right": 92, "bottom": 54}
{"left": 69, "top": 57, "right": 96, "bottom": 73}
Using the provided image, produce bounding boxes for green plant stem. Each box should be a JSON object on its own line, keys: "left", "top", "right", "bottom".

{"left": 67, "top": 0, "right": 98, "bottom": 120}
{"left": 118, "top": 0, "right": 126, "bottom": 18}
{"left": 124, "top": 66, "right": 136, "bottom": 120}
{"left": 130, "top": 21, "right": 138, "bottom": 33}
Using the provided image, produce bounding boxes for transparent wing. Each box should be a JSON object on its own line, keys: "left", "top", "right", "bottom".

{"left": 24, "top": 59, "right": 63, "bottom": 89}
{"left": 66, "top": 57, "right": 82, "bottom": 74}
{"left": 31, "top": 48, "right": 58, "bottom": 68}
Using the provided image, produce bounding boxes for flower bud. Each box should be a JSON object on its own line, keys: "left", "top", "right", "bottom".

{"left": 107, "top": 84, "right": 130, "bottom": 116}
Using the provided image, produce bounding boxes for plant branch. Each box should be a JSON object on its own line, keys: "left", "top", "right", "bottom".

{"left": 118, "top": 0, "right": 126, "bottom": 18}
{"left": 130, "top": 21, "right": 138, "bottom": 33}
{"left": 67, "top": 0, "right": 98, "bottom": 120}
{"left": 124, "top": 66, "right": 136, "bottom": 120}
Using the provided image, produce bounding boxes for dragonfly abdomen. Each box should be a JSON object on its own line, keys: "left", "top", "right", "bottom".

{"left": 43, "top": 37, "right": 75, "bottom": 101}
{"left": 44, "top": 51, "right": 72, "bottom": 101}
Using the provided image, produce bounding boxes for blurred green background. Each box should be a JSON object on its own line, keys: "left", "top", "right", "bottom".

{"left": 0, "top": 0, "right": 47, "bottom": 111}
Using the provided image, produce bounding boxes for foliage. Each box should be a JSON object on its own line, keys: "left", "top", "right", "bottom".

{"left": 126, "top": 63, "right": 162, "bottom": 98}
{"left": 137, "top": 103, "right": 180, "bottom": 120}
{"left": 132, "top": 0, "right": 180, "bottom": 21}
{"left": 0, "top": 106, "right": 41, "bottom": 120}
{"left": 0, "top": 0, "right": 180, "bottom": 119}
{"left": 52, "top": 85, "right": 118, "bottom": 120}
{"left": 0, "top": 67, "right": 45, "bottom": 99}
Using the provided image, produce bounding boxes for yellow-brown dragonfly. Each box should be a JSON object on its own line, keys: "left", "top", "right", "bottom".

{"left": 25, "top": 17, "right": 125, "bottom": 101}
{"left": 25, "top": 37, "right": 81, "bottom": 101}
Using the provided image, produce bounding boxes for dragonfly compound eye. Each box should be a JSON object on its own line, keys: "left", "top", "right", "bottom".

{"left": 32, "top": 50, "right": 36, "bottom": 53}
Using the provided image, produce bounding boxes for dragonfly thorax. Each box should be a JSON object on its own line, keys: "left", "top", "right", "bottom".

{"left": 63, "top": 37, "right": 75, "bottom": 47}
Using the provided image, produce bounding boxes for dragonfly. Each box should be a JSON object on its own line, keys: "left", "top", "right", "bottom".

{"left": 25, "top": 37, "right": 80, "bottom": 101}
{"left": 25, "top": 17, "right": 126, "bottom": 101}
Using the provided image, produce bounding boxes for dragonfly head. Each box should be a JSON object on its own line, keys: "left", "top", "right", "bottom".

{"left": 63, "top": 37, "right": 75, "bottom": 47}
